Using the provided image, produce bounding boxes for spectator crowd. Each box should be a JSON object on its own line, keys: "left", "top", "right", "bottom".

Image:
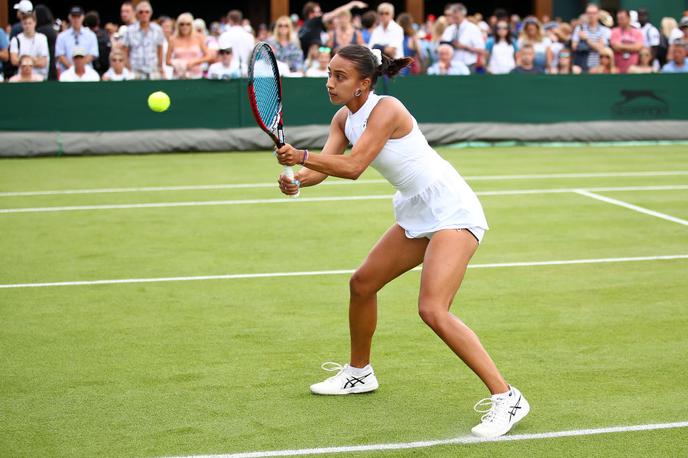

{"left": 1, "top": 0, "right": 687, "bottom": 83}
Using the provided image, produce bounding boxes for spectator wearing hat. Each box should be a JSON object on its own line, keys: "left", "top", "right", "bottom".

{"left": 10, "top": 0, "right": 33, "bottom": 39}
{"left": 9, "top": 54, "right": 42, "bottom": 81}
{"left": 218, "top": 10, "right": 254, "bottom": 76}
{"left": 102, "top": 50, "right": 133, "bottom": 80}
{"left": 610, "top": 9, "right": 643, "bottom": 73}
{"left": 662, "top": 40, "right": 688, "bottom": 73}
{"left": 58, "top": 46, "right": 100, "bottom": 81}
{"left": 9, "top": 11, "right": 49, "bottom": 80}
{"left": 206, "top": 36, "right": 240, "bottom": 80}
{"left": 510, "top": 43, "right": 543, "bottom": 74}
{"left": 441, "top": 3, "right": 484, "bottom": 71}
{"left": 572, "top": 3, "right": 610, "bottom": 72}
{"left": 673, "top": 17, "right": 688, "bottom": 43}
{"left": 55, "top": 6, "right": 99, "bottom": 74}
{"left": 123, "top": 1, "right": 166, "bottom": 79}
{"left": 427, "top": 43, "right": 470, "bottom": 75}
{"left": 369, "top": 2, "right": 405, "bottom": 59}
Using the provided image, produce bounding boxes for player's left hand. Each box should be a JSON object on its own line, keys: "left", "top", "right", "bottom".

{"left": 275, "top": 143, "right": 305, "bottom": 167}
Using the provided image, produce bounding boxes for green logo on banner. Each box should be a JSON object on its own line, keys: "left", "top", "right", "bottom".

{"left": 612, "top": 90, "right": 669, "bottom": 118}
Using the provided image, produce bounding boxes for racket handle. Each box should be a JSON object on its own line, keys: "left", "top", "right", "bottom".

{"left": 283, "top": 165, "right": 300, "bottom": 198}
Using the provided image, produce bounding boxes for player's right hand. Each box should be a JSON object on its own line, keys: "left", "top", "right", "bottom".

{"left": 278, "top": 173, "right": 300, "bottom": 196}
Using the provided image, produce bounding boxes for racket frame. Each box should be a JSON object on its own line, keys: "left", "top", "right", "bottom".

{"left": 247, "top": 42, "right": 298, "bottom": 196}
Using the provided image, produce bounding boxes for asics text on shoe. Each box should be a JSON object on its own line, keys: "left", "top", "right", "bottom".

{"left": 471, "top": 385, "right": 530, "bottom": 438}
{"left": 310, "top": 362, "right": 379, "bottom": 395}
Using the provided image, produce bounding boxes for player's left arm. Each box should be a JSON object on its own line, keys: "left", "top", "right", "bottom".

{"left": 276, "top": 98, "right": 403, "bottom": 180}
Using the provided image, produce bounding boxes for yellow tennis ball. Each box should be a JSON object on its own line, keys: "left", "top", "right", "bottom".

{"left": 148, "top": 91, "right": 170, "bottom": 113}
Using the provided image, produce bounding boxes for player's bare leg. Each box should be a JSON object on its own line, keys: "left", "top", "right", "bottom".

{"left": 418, "top": 228, "right": 529, "bottom": 437}
{"left": 418, "top": 229, "right": 508, "bottom": 395}
{"left": 349, "top": 224, "right": 428, "bottom": 368}
{"left": 310, "top": 224, "right": 427, "bottom": 395}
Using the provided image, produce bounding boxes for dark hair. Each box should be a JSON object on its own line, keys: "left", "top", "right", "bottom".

{"left": 617, "top": 9, "right": 630, "bottom": 18}
{"left": 361, "top": 11, "right": 377, "bottom": 29}
{"left": 336, "top": 44, "right": 412, "bottom": 85}
{"left": 303, "top": 2, "right": 319, "bottom": 19}
{"left": 34, "top": 4, "right": 54, "bottom": 27}
{"left": 227, "top": 9, "right": 242, "bottom": 24}
{"left": 493, "top": 20, "right": 512, "bottom": 44}
{"left": 397, "top": 13, "right": 415, "bottom": 36}
{"left": 84, "top": 10, "right": 100, "bottom": 28}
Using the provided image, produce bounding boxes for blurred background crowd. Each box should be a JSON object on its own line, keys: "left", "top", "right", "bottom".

{"left": 1, "top": 0, "right": 687, "bottom": 83}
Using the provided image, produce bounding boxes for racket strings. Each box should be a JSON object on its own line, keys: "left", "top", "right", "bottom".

{"left": 251, "top": 47, "right": 281, "bottom": 131}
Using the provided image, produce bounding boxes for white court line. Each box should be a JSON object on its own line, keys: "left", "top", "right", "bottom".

{"left": 575, "top": 190, "right": 688, "bottom": 227}
{"left": 1, "top": 171, "right": 686, "bottom": 197}
{"left": 1, "top": 185, "right": 687, "bottom": 215}
{"left": 164, "top": 421, "right": 688, "bottom": 458}
{"left": 1, "top": 254, "right": 686, "bottom": 289}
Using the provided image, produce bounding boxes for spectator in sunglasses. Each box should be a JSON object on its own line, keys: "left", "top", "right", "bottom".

{"left": 102, "top": 50, "right": 133, "bottom": 80}
{"left": 551, "top": 48, "right": 581, "bottom": 74}
{"left": 9, "top": 54, "right": 43, "bottom": 82}
{"left": 486, "top": 19, "right": 516, "bottom": 74}
{"left": 305, "top": 46, "right": 331, "bottom": 77}
{"left": 206, "top": 36, "right": 240, "bottom": 79}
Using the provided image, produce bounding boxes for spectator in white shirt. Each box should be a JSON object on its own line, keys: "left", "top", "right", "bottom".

{"left": 305, "top": 46, "right": 330, "bottom": 77}
{"left": 368, "top": 2, "right": 404, "bottom": 59}
{"left": 9, "top": 54, "right": 43, "bottom": 82}
{"left": 637, "top": 9, "right": 660, "bottom": 64}
{"left": 102, "top": 50, "right": 133, "bottom": 80}
{"left": 219, "top": 10, "right": 254, "bottom": 76}
{"left": 206, "top": 36, "right": 241, "bottom": 79}
{"left": 9, "top": 12, "right": 49, "bottom": 80}
{"left": 441, "top": 3, "right": 485, "bottom": 72}
{"left": 427, "top": 43, "right": 469, "bottom": 75}
{"left": 55, "top": 6, "right": 99, "bottom": 73}
{"left": 59, "top": 47, "right": 100, "bottom": 81}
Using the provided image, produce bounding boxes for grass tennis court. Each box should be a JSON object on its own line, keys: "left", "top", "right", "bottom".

{"left": 1, "top": 145, "right": 687, "bottom": 457}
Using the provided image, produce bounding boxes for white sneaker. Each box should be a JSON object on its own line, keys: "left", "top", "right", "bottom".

{"left": 471, "top": 385, "right": 530, "bottom": 438}
{"left": 310, "top": 362, "right": 379, "bottom": 395}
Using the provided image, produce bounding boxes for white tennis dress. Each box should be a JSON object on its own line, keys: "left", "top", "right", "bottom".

{"left": 344, "top": 93, "right": 489, "bottom": 241}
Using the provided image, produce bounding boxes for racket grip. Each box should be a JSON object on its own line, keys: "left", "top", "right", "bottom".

{"left": 283, "top": 165, "right": 300, "bottom": 198}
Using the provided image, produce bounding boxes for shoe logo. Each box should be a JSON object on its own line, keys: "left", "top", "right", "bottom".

{"left": 343, "top": 373, "right": 371, "bottom": 389}
{"left": 508, "top": 396, "right": 522, "bottom": 422}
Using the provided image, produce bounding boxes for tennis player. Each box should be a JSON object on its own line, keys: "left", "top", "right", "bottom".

{"left": 275, "top": 44, "right": 529, "bottom": 438}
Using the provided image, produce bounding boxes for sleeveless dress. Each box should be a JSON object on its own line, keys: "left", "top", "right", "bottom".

{"left": 170, "top": 41, "right": 204, "bottom": 79}
{"left": 344, "top": 93, "right": 489, "bottom": 242}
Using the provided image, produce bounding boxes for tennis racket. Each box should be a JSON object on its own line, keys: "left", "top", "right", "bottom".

{"left": 247, "top": 41, "right": 299, "bottom": 197}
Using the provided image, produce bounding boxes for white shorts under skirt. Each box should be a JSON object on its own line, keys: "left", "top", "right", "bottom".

{"left": 393, "top": 163, "right": 489, "bottom": 243}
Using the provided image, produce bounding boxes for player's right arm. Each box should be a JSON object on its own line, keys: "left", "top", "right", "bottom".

{"left": 279, "top": 107, "right": 349, "bottom": 195}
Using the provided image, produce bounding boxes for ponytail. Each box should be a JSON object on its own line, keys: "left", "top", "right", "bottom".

{"left": 336, "top": 44, "right": 413, "bottom": 85}
{"left": 377, "top": 53, "right": 414, "bottom": 79}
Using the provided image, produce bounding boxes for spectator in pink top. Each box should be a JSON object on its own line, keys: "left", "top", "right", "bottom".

{"left": 166, "top": 12, "right": 210, "bottom": 79}
{"left": 610, "top": 9, "right": 643, "bottom": 73}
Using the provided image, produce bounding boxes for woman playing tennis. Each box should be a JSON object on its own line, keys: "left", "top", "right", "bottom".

{"left": 275, "top": 44, "right": 529, "bottom": 438}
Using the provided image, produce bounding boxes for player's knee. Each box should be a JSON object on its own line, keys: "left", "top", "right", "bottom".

{"left": 418, "top": 304, "right": 445, "bottom": 329}
{"left": 349, "top": 270, "right": 377, "bottom": 298}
